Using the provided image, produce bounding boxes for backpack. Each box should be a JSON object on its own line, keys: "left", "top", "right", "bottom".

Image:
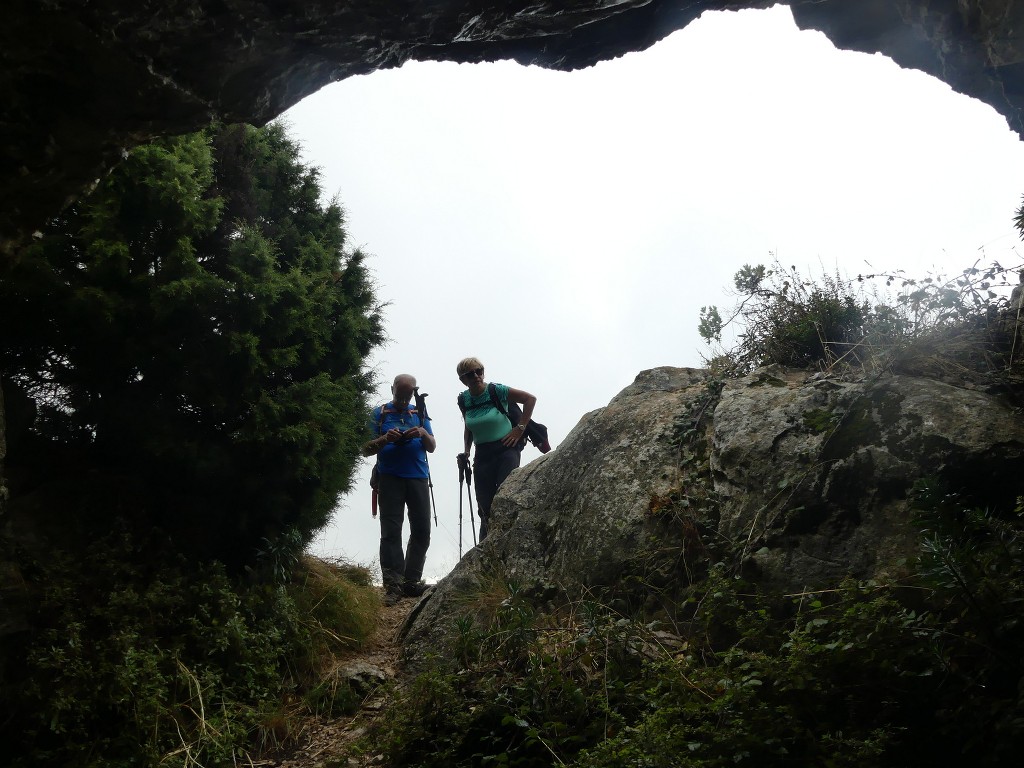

{"left": 458, "top": 383, "right": 551, "bottom": 453}
{"left": 369, "top": 403, "right": 425, "bottom": 492}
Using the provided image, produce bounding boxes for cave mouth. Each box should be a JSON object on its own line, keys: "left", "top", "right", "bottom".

{"left": 286, "top": 7, "right": 1024, "bottom": 574}
{"left": 4, "top": 0, "right": 1024, "bottom": 259}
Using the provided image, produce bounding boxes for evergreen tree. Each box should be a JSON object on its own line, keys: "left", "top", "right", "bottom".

{"left": 0, "top": 123, "right": 382, "bottom": 564}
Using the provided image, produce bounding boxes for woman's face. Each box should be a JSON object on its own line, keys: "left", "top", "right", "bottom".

{"left": 459, "top": 366, "right": 486, "bottom": 394}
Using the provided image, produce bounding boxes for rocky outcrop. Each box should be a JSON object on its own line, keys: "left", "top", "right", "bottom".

{"left": 5, "top": 1, "right": 1024, "bottom": 257}
{"left": 0, "top": 381, "right": 6, "bottom": 520}
{"left": 403, "top": 366, "right": 1024, "bottom": 660}
{"left": 401, "top": 366, "right": 710, "bottom": 661}
{"left": 711, "top": 367, "right": 1024, "bottom": 587}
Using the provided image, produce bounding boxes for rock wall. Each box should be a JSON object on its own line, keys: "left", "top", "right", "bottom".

{"left": 4, "top": 1, "right": 1024, "bottom": 256}
{"left": 0, "top": 380, "right": 6, "bottom": 520}
{"left": 711, "top": 366, "right": 1024, "bottom": 587}
{"left": 403, "top": 366, "right": 1024, "bottom": 661}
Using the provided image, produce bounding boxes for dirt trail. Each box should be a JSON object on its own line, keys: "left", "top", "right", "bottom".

{"left": 269, "top": 593, "right": 419, "bottom": 767}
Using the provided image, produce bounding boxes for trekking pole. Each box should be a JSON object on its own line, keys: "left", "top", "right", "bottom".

{"left": 457, "top": 452, "right": 476, "bottom": 549}
{"left": 425, "top": 462, "right": 438, "bottom": 527}
{"left": 465, "top": 460, "right": 477, "bottom": 547}
{"left": 371, "top": 465, "right": 379, "bottom": 518}
{"left": 457, "top": 454, "right": 465, "bottom": 558}
{"left": 414, "top": 388, "right": 439, "bottom": 526}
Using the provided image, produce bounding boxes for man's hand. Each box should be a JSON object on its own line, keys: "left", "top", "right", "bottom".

{"left": 384, "top": 427, "right": 403, "bottom": 443}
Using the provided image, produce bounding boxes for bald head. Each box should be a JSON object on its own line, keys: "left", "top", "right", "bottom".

{"left": 391, "top": 374, "right": 417, "bottom": 407}
{"left": 393, "top": 374, "right": 416, "bottom": 389}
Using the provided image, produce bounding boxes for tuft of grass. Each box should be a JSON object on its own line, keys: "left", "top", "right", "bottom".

{"left": 290, "top": 555, "right": 380, "bottom": 662}
{"left": 288, "top": 556, "right": 382, "bottom": 721}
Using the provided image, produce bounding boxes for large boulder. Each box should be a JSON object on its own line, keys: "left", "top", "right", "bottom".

{"left": 402, "top": 365, "right": 1024, "bottom": 660}
{"left": 711, "top": 366, "right": 1024, "bottom": 588}
{"left": 402, "top": 366, "right": 711, "bottom": 659}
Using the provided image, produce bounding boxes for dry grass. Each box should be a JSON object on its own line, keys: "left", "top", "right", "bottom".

{"left": 292, "top": 555, "right": 382, "bottom": 665}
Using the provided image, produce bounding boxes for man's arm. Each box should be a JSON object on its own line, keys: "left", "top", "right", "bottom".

{"left": 363, "top": 410, "right": 403, "bottom": 455}
{"left": 412, "top": 425, "right": 437, "bottom": 453}
{"left": 362, "top": 433, "right": 388, "bottom": 456}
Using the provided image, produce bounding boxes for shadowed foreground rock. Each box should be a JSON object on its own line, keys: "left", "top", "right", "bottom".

{"left": 402, "top": 365, "right": 1024, "bottom": 661}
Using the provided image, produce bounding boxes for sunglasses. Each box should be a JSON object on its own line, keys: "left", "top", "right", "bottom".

{"left": 459, "top": 367, "right": 484, "bottom": 380}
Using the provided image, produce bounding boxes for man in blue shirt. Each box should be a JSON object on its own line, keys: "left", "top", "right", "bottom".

{"left": 363, "top": 374, "right": 436, "bottom": 604}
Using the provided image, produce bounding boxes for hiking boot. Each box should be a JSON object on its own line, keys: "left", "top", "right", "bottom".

{"left": 402, "top": 580, "right": 429, "bottom": 597}
{"left": 383, "top": 582, "right": 404, "bottom": 606}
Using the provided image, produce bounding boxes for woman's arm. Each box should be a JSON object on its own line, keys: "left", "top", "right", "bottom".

{"left": 508, "top": 387, "right": 537, "bottom": 426}
{"left": 501, "top": 387, "right": 537, "bottom": 447}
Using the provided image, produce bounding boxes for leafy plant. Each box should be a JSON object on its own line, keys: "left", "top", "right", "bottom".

{"left": 698, "top": 260, "right": 872, "bottom": 371}
{"left": 699, "top": 256, "right": 1024, "bottom": 376}
{"left": 366, "top": 478, "right": 1024, "bottom": 768}
{"left": 2, "top": 532, "right": 379, "bottom": 767}
{"left": 0, "top": 122, "right": 384, "bottom": 565}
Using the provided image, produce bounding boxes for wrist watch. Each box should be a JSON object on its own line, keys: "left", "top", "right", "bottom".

{"left": 515, "top": 424, "right": 526, "bottom": 431}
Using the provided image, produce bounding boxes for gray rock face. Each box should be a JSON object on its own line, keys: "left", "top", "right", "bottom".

{"left": 480, "top": 366, "right": 709, "bottom": 586}
{"left": 5, "top": 1, "right": 1024, "bottom": 256}
{"left": 402, "top": 367, "right": 711, "bottom": 656}
{"left": 403, "top": 366, "right": 1024, "bottom": 659}
{"left": 0, "top": 381, "right": 6, "bottom": 521}
{"left": 711, "top": 367, "right": 1024, "bottom": 588}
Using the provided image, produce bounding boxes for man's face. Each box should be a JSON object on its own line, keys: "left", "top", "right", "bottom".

{"left": 392, "top": 381, "right": 415, "bottom": 409}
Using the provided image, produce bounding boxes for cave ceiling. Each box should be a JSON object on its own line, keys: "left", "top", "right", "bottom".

{"left": 4, "top": 0, "right": 1024, "bottom": 257}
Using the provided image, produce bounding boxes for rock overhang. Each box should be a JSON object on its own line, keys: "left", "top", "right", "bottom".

{"left": 4, "top": 1, "right": 1024, "bottom": 255}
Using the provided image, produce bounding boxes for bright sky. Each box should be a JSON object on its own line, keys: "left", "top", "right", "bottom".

{"left": 283, "top": 5, "right": 1024, "bottom": 583}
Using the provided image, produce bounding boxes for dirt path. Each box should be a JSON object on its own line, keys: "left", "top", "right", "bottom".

{"left": 268, "top": 592, "right": 419, "bottom": 768}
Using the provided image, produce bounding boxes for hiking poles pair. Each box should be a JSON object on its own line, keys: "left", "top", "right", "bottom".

{"left": 413, "top": 387, "right": 438, "bottom": 527}
{"left": 457, "top": 452, "right": 476, "bottom": 558}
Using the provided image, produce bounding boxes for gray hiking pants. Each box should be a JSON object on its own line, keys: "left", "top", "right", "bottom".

{"left": 377, "top": 473, "right": 431, "bottom": 590}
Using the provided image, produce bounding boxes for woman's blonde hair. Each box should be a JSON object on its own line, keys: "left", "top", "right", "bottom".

{"left": 456, "top": 357, "right": 484, "bottom": 377}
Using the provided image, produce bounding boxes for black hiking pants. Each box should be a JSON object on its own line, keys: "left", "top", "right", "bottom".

{"left": 473, "top": 440, "right": 522, "bottom": 541}
{"left": 377, "top": 473, "right": 431, "bottom": 591}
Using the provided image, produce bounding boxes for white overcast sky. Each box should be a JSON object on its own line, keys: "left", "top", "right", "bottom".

{"left": 283, "top": 5, "right": 1024, "bottom": 582}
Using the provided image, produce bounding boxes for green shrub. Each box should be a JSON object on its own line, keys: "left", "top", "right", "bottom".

{"left": 575, "top": 484, "right": 1024, "bottom": 767}
{"left": 2, "top": 531, "right": 379, "bottom": 767}
{"left": 367, "top": 584, "right": 633, "bottom": 767}
{"left": 699, "top": 258, "right": 1022, "bottom": 375}
{"left": 0, "top": 123, "right": 384, "bottom": 566}
{"left": 367, "top": 482, "right": 1024, "bottom": 768}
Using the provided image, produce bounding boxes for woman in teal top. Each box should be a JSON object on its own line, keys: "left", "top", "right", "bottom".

{"left": 456, "top": 356, "right": 537, "bottom": 541}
